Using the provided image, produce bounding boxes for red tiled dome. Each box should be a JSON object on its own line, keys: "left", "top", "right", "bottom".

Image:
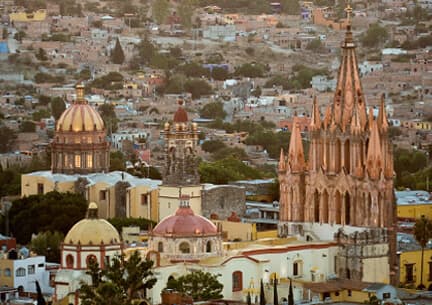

{"left": 152, "top": 206, "right": 217, "bottom": 236}
{"left": 173, "top": 106, "right": 188, "bottom": 123}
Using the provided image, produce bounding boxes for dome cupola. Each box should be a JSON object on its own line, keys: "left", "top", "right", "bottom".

{"left": 51, "top": 84, "right": 110, "bottom": 174}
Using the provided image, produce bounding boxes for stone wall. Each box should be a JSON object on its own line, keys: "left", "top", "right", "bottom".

{"left": 201, "top": 185, "right": 245, "bottom": 220}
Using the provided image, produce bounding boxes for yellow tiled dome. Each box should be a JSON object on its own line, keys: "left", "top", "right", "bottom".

{"left": 56, "top": 85, "right": 105, "bottom": 132}
{"left": 64, "top": 202, "right": 120, "bottom": 245}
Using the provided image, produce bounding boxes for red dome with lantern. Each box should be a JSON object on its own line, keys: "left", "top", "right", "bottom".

{"left": 152, "top": 195, "right": 217, "bottom": 236}
{"left": 173, "top": 99, "right": 188, "bottom": 123}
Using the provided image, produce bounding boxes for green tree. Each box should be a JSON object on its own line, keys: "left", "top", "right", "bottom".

{"left": 211, "top": 67, "right": 229, "bottom": 81}
{"left": 152, "top": 0, "right": 170, "bottom": 24}
{"left": 110, "top": 151, "right": 126, "bottom": 171}
{"left": 413, "top": 215, "right": 432, "bottom": 290}
{"left": 111, "top": 38, "right": 125, "bottom": 65}
{"left": 199, "top": 157, "right": 263, "bottom": 184}
{"left": 51, "top": 97, "right": 66, "bottom": 120}
{"left": 20, "top": 121, "right": 36, "bottom": 132}
{"left": 2, "top": 27, "right": 8, "bottom": 39}
{"left": 178, "top": 62, "right": 210, "bottom": 78}
{"left": 30, "top": 231, "right": 64, "bottom": 263}
{"left": 234, "top": 63, "right": 265, "bottom": 78}
{"left": 165, "top": 270, "right": 223, "bottom": 301}
{"left": 361, "top": 23, "right": 389, "bottom": 48}
{"left": 36, "top": 48, "right": 48, "bottom": 61}
{"left": 9, "top": 191, "right": 87, "bottom": 244}
{"left": 306, "top": 39, "right": 323, "bottom": 51}
{"left": 136, "top": 36, "right": 157, "bottom": 65}
{"left": 14, "top": 30, "right": 26, "bottom": 42}
{"left": 80, "top": 251, "right": 157, "bottom": 305}
{"left": 199, "top": 101, "right": 226, "bottom": 120}
{"left": 201, "top": 140, "right": 226, "bottom": 153}
{"left": 178, "top": 0, "right": 196, "bottom": 30}
{"left": 184, "top": 79, "right": 212, "bottom": 99}
{"left": 281, "top": 0, "right": 300, "bottom": 15}
{"left": 251, "top": 86, "right": 262, "bottom": 98}
{"left": 0, "top": 126, "right": 17, "bottom": 153}
{"left": 98, "top": 103, "right": 118, "bottom": 133}
{"left": 32, "top": 109, "right": 50, "bottom": 121}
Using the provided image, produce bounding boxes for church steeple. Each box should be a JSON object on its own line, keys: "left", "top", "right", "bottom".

{"left": 278, "top": 148, "right": 286, "bottom": 172}
{"left": 287, "top": 118, "right": 305, "bottom": 173}
{"left": 331, "top": 4, "right": 367, "bottom": 131}
{"left": 310, "top": 97, "right": 321, "bottom": 131}
{"left": 366, "top": 118, "right": 383, "bottom": 180}
{"left": 377, "top": 94, "right": 389, "bottom": 133}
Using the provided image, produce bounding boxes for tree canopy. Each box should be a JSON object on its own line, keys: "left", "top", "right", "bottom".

{"left": 199, "top": 101, "right": 226, "bottom": 120}
{"left": 0, "top": 126, "right": 17, "bottom": 153}
{"left": 165, "top": 270, "right": 223, "bottom": 301}
{"left": 9, "top": 191, "right": 88, "bottom": 244}
{"left": 98, "top": 103, "right": 118, "bottom": 133}
{"left": 111, "top": 38, "right": 125, "bottom": 64}
{"left": 80, "top": 251, "right": 157, "bottom": 305}
{"left": 361, "top": 23, "right": 389, "bottom": 48}
{"left": 413, "top": 215, "right": 432, "bottom": 289}
{"left": 199, "top": 157, "right": 263, "bottom": 184}
{"left": 30, "top": 231, "right": 64, "bottom": 263}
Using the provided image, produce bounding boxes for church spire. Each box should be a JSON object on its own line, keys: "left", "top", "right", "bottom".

{"left": 331, "top": 3, "right": 367, "bottom": 131}
{"left": 287, "top": 118, "right": 305, "bottom": 173}
{"left": 278, "top": 148, "right": 286, "bottom": 172}
{"left": 377, "top": 94, "right": 389, "bottom": 133}
{"left": 366, "top": 118, "right": 383, "bottom": 180}
{"left": 310, "top": 97, "right": 321, "bottom": 131}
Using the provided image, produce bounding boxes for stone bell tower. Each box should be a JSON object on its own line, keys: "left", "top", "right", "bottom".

{"left": 161, "top": 100, "right": 200, "bottom": 186}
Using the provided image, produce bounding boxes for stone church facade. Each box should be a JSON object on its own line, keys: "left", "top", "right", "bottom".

{"left": 278, "top": 18, "right": 397, "bottom": 284}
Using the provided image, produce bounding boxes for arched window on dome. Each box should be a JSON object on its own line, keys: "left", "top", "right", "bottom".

{"left": 66, "top": 254, "right": 74, "bottom": 269}
{"left": 86, "top": 255, "right": 97, "bottom": 266}
{"left": 158, "top": 242, "right": 163, "bottom": 253}
{"left": 179, "top": 242, "right": 190, "bottom": 254}
{"left": 206, "top": 241, "right": 212, "bottom": 253}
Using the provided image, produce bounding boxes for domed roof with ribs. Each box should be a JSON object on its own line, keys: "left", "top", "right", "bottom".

{"left": 152, "top": 206, "right": 217, "bottom": 236}
{"left": 56, "top": 85, "right": 105, "bottom": 132}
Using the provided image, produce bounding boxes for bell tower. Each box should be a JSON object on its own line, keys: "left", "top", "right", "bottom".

{"left": 161, "top": 100, "right": 200, "bottom": 186}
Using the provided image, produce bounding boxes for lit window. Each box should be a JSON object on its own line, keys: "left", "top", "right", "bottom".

{"left": 74, "top": 155, "right": 81, "bottom": 168}
{"left": 87, "top": 154, "right": 93, "bottom": 168}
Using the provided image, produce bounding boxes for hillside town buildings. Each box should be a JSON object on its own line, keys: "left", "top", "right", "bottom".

{"left": 0, "top": 0, "right": 432, "bottom": 304}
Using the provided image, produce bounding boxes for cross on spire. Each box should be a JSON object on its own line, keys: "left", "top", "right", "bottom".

{"left": 345, "top": 2, "right": 353, "bottom": 25}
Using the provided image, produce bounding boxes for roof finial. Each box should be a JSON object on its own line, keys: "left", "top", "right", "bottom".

{"left": 75, "top": 84, "right": 86, "bottom": 104}
{"left": 345, "top": 1, "right": 353, "bottom": 28}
